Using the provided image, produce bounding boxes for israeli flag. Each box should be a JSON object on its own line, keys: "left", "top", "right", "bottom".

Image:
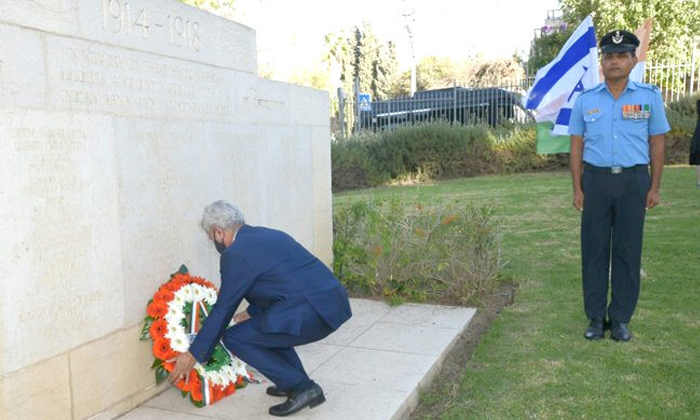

{"left": 524, "top": 15, "right": 599, "bottom": 153}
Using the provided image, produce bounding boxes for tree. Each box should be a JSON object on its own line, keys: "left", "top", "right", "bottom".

{"left": 392, "top": 56, "right": 460, "bottom": 95}
{"left": 528, "top": 27, "right": 575, "bottom": 75}
{"left": 560, "top": 0, "right": 700, "bottom": 63}
{"left": 391, "top": 56, "right": 526, "bottom": 95}
{"left": 471, "top": 58, "right": 527, "bottom": 86}
{"left": 325, "top": 22, "right": 400, "bottom": 101}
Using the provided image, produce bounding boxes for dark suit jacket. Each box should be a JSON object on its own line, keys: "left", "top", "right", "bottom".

{"left": 189, "top": 225, "right": 352, "bottom": 363}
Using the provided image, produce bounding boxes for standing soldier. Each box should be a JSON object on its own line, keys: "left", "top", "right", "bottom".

{"left": 568, "top": 30, "right": 670, "bottom": 341}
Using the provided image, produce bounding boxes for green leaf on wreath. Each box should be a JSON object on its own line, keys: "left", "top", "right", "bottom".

{"left": 140, "top": 321, "right": 152, "bottom": 341}
{"left": 182, "top": 390, "right": 188, "bottom": 398}
{"left": 151, "top": 358, "right": 163, "bottom": 369}
{"left": 155, "top": 366, "right": 168, "bottom": 385}
{"left": 204, "top": 345, "right": 232, "bottom": 371}
{"left": 178, "top": 265, "right": 188, "bottom": 274}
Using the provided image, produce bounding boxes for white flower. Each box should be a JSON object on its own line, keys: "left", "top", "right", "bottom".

{"left": 175, "top": 285, "right": 193, "bottom": 302}
{"left": 164, "top": 304, "right": 185, "bottom": 324}
{"left": 190, "top": 284, "right": 205, "bottom": 301}
{"left": 169, "top": 334, "right": 190, "bottom": 352}
{"left": 204, "top": 289, "right": 217, "bottom": 305}
{"left": 212, "top": 373, "right": 224, "bottom": 386}
{"left": 171, "top": 293, "right": 185, "bottom": 308}
{"left": 166, "top": 323, "right": 186, "bottom": 338}
{"left": 220, "top": 366, "right": 236, "bottom": 382}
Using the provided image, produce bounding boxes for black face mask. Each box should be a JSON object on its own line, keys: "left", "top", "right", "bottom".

{"left": 215, "top": 240, "right": 227, "bottom": 255}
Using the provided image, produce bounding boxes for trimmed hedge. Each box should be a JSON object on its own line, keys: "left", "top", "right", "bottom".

{"left": 332, "top": 122, "right": 567, "bottom": 192}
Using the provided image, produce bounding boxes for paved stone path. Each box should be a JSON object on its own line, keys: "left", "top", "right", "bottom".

{"left": 119, "top": 298, "right": 476, "bottom": 420}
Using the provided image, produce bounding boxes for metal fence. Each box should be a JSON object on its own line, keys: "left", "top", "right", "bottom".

{"left": 331, "top": 53, "right": 700, "bottom": 138}
{"left": 645, "top": 58, "right": 700, "bottom": 102}
{"left": 332, "top": 80, "right": 535, "bottom": 138}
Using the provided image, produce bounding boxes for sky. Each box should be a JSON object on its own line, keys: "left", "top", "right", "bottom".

{"left": 229, "top": 0, "right": 562, "bottom": 81}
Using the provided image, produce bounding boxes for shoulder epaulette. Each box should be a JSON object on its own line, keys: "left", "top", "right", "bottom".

{"left": 581, "top": 83, "right": 604, "bottom": 95}
{"left": 633, "top": 81, "right": 660, "bottom": 92}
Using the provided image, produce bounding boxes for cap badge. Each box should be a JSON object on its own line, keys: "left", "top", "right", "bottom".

{"left": 612, "top": 31, "right": 623, "bottom": 44}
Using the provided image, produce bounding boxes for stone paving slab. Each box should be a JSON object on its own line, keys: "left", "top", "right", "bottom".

{"left": 120, "top": 298, "right": 476, "bottom": 420}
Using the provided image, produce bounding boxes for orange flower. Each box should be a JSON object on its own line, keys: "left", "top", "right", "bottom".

{"left": 190, "top": 383, "right": 203, "bottom": 402}
{"left": 149, "top": 319, "right": 168, "bottom": 341}
{"left": 224, "top": 383, "right": 236, "bottom": 396}
{"left": 211, "top": 385, "right": 225, "bottom": 402}
{"left": 185, "top": 371, "right": 201, "bottom": 393}
{"left": 236, "top": 376, "right": 245, "bottom": 386}
{"left": 162, "top": 361, "right": 174, "bottom": 372}
{"left": 154, "top": 289, "right": 174, "bottom": 303}
{"left": 147, "top": 300, "right": 168, "bottom": 319}
{"left": 175, "top": 376, "right": 188, "bottom": 392}
{"left": 192, "top": 276, "right": 216, "bottom": 289}
{"left": 153, "top": 339, "right": 176, "bottom": 361}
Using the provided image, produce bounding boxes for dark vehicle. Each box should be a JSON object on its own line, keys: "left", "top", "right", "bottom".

{"left": 358, "top": 87, "right": 534, "bottom": 130}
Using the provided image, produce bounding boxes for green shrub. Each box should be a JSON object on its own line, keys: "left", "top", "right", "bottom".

{"left": 666, "top": 93, "right": 700, "bottom": 135}
{"left": 665, "top": 94, "right": 699, "bottom": 164}
{"left": 493, "top": 125, "right": 569, "bottom": 172}
{"left": 333, "top": 196, "right": 503, "bottom": 305}
{"left": 332, "top": 97, "right": 697, "bottom": 192}
{"left": 331, "top": 133, "right": 389, "bottom": 191}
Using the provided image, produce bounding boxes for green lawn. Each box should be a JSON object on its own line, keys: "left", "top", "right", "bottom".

{"left": 334, "top": 166, "right": 700, "bottom": 420}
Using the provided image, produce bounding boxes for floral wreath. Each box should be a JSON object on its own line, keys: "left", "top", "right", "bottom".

{"left": 141, "top": 265, "right": 251, "bottom": 407}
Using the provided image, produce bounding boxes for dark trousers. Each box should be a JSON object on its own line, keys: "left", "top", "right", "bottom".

{"left": 222, "top": 310, "right": 333, "bottom": 392}
{"left": 581, "top": 165, "right": 650, "bottom": 323}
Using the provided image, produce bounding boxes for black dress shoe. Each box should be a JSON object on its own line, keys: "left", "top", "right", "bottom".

{"left": 267, "top": 386, "right": 289, "bottom": 397}
{"left": 610, "top": 321, "right": 632, "bottom": 341}
{"left": 269, "top": 383, "right": 326, "bottom": 417}
{"left": 584, "top": 318, "right": 606, "bottom": 340}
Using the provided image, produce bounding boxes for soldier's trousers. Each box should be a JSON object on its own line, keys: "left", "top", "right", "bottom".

{"left": 581, "top": 164, "right": 650, "bottom": 323}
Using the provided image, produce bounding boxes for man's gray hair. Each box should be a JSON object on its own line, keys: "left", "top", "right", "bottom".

{"left": 201, "top": 200, "right": 245, "bottom": 232}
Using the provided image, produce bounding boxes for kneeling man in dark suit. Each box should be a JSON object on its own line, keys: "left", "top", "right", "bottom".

{"left": 169, "top": 200, "right": 352, "bottom": 416}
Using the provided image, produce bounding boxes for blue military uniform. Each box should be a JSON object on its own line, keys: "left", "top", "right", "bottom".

{"left": 189, "top": 225, "right": 352, "bottom": 393}
{"left": 569, "top": 79, "right": 670, "bottom": 324}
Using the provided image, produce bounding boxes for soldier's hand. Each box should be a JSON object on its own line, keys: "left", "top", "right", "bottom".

{"left": 645, "top": 190, "right": 660, "bottom": 210}
{"left": 573, "top": 190, "right": 585, "bottom": 211}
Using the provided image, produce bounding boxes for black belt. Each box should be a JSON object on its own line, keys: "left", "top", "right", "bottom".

{"left": 584, "top": 163, "right": 648, "bottom": 174}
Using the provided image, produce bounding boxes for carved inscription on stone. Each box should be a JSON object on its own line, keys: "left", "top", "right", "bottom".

{"left": 0, "top": 111, "right": 124, "bottom": 373}
{"left": 47, "top": 36, "right": 232, "bottom": 120}
{"left": 102, "top": 0, "right": 203, "bottom": 51}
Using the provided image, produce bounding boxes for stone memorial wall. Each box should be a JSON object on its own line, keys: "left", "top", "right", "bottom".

{"left": 0, "top": 1, "right": 332, "bottom": 419}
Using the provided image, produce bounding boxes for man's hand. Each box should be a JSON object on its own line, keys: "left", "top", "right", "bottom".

{"left": 573, "top": 189, "right": 585, "bottom": 211}
{"left": 570, "top": 135, "right": 584, "bottom": 212}
{"left": 233, "top": 310, "right": 251, "bottom": 324}
{"left": 646, "top": 189, "right": 660, "bottom": 210}
{"left": 167, "top": 351, "right": 196, "bottom": 385}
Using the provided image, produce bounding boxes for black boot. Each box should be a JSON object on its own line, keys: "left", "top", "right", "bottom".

{"left": 269, "top": 383, "right": 326, "bottom": 417}
{"left": 584, "top": 318, "right": 606, "bottom": 340}
{"left": 610, "top": 320, "right": 632, "bottom": 341}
